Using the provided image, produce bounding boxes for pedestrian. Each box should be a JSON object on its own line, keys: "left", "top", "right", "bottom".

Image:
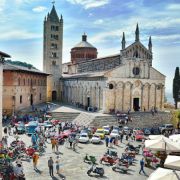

{"left": 139, "top": 158, "right": 146, "bottom": 175}
{"left": 109, "top": 137, "right": 114, "bottom": 147}
{"left": 8, "top": 126, "right": 11, "bottom": 136}
{"left": 126, "top": 134, "right": 129, "bottom": 141}
{"left": 51, "top": 137, "right": 56, "bottom": 152}
{"left": 55, "top": 156, "right": 60, "bottom": 174}
{"left": 55, "top": 138, "right": 59, "bottom": 153}
{"left": 105, "top": 136, "right": 109, "bottom": 147}
{"left": 32, "top": 152, "right": 39, "bottom": 170}
{"left": 4, "top": 127, "right": 7, "bottom": 135}
{"left": 48, "top": 157, "right": 54, "bottom": 177}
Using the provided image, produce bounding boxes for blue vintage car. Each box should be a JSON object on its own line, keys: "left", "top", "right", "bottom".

{"left": 25, "top": 121, "right": 38, "bottom": 135}
{"left": 17, "top": 124, "right": 26, "bottom": 134}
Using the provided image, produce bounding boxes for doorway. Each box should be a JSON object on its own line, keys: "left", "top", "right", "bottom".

{"left": 52, "top": 91, "right": 57, "bottom": 101}
{"left": 87, "top": 97, "right": 90, "bottom": 107}
{"left": 30, "top": 94, "right": 33, "bottom": 106}
{"left": 133, "top": 98, "right": 139, "bottom": 111}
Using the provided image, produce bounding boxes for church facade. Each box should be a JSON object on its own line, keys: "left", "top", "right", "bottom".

{"left": 44, "top": 5, "right": 165, "bottom": 113}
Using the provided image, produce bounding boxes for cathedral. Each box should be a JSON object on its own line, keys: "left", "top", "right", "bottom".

{"left": 43, "top": 5, "right": 165, "bottom": 113}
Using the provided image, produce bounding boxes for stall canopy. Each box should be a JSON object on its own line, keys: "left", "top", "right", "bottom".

{"left": 164, "top": 155, "right": 180, "bottom": 170}
{"left": 169, "top": 135, "right": 180, "bottom": 143}
{"left": 149, "top": 135, "right": 165, "bottom": 140}
{"left": 148, "top": 168, "right": 180, "bottom": 180}
{"left": 145, "top": 136, "right": 180, "bottom": 152}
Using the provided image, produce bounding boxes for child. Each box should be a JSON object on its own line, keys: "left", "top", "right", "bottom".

{"left": 56, "top": 156, "right": 60, "bottom": 174}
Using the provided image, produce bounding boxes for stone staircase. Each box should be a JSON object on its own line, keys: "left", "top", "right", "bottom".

{"left": 50, "top": 111, "right": 172, "bottom": 128}
{"left": 50, "top": 112, "right": 80, "bottom": 122}
{"left": 127, "top": 112, "right": 172, "bottom": 128}
{"left": 90, "top": 115, "right": 118, "bottom": 127}
{"left": 89, "top": 112, "right": 172, "bottom": 128}
{"left": 72, "top": 112, "right": 95, "bottom": 126}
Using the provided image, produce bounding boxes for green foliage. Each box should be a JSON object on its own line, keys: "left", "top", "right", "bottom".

{"left": 171, "top": 110, "right": 180, "bottom": 127}
{"left": 5, "top": 60, "right": 36, "bottom": 69}
{"left": 173, "top": 67, "right": 180, "bottom": 107}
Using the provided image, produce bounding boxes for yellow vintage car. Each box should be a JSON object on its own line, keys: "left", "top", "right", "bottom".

{"left": 95, "top": 128, "right": 105, "bottom": 139}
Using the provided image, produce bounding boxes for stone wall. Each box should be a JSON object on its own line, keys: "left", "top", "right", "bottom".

{"left": 3, "top": 71, "right": 47, "bottom": 115}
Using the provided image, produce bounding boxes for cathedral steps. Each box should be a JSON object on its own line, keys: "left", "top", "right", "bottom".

{"left": 89, "top": 112, "right": 172, "bottom": 128}
{"left": 72, "top": 112, "right": 95, "bottom": 126}
{"left": 50, "top": 111, "right": 172, "bottom": 129}
{"left": 51, "top": 112, "right": 80, "bottom": 122}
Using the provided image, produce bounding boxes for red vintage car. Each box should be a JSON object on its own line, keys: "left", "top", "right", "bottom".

{"left": 135, "top": 130, "right": 144, "bottom": 141}
{"left": 51, "top": 119, "right": 61, "bottom": 126}
{"left": 59, "top": 129, "right": 72, "bottom": 139}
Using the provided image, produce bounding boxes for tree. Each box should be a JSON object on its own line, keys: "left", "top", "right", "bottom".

{"left": 173, "top": 67, "right": 180, "bottom": 109}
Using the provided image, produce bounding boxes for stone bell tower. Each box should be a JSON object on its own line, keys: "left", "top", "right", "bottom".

{"left": 43, "top": 4, "right": 63, "bottom": 101}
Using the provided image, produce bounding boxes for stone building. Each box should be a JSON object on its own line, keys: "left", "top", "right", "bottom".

{"left": 3, "top": 64, "right": 48, "bottom": 114}
{"left": 43, "top": 5, "right": 63, "bottom": 101}
{"left": 61, "top": 24, "right": 165, "bottom": 113}
{"left": 71, "top": 34, "right": 97, "bottom": 64}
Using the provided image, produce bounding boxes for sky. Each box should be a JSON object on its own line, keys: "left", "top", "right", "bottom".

{"left": 0, "top": 0, "right": 180, "bottom": 102}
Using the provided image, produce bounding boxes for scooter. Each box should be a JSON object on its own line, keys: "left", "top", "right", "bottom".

{"left": 84, "top": 154, "right": 97, "bottom": 164}
{"left": 87, "top": 164, "right": 104, "bottom": 177}
{"left": 100, "top": 154, "right": 118, "bottom": 165}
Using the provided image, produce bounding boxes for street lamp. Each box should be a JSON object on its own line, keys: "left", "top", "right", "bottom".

{"left": 0, "top": 51, "right": 11, "bottom": 141}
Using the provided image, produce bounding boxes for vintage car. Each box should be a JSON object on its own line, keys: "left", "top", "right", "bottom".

{"left": 91, "top": 134, "right": 101, "bottom": 144}
{"left": 135, "top": 130, "right": 144, "bottom": 141}
{"left": 79, "top": 133, "right": 89, "bottom": 143}
{"left": 94, "top": 129, "right": 105, "bottom": 139}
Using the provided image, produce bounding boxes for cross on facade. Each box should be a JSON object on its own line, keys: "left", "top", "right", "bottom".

{"left": 52, "top": 0, "right": 55, "bottom": 5}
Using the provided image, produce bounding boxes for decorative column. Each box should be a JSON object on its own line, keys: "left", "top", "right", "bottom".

{"left": 122, "top": 84, "right": 125, "bottom": 111}
{"left": 148, "top": 85, "right": 150, "bottom": 110}
{"left": 130, "top": 84, "right": 133, "bottom": 110}
{"left": 154, "top": 84, "right": 157, "bottom": 108}
{"left": 141, "top": 85, "right": 144, "bottom": 111}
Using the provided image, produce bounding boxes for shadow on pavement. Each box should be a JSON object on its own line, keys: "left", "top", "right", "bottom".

{"left": 58, "top": 173, "right": 66, "bottom": 179}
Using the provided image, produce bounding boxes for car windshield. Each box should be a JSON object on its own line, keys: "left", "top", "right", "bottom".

{"left": 167, "top": 125, "right": 173, "bottom": 128}
{"left": 96, "top": 130, "right": 104, "bottom": 133}
{"left": 81, "top": 135, "right": 87, "bottom": 137}
{"left": 112, "top": 130, "right": 118, "bottom": 133}
{"left": 137, "top": 133, "right": 143, "bottom": 135}
{"left": 104, "top": 127, "right": 110, "bottom": 130}
{"left": 94, "top": 135, "right": 100, "bottom": 138}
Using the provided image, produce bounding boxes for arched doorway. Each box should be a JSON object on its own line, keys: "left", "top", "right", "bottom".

{"left": 52, "top": 91, "right": 57, "bottom": 101}
{"left": 30, "top": 94, "right": 33, "bottom": 105}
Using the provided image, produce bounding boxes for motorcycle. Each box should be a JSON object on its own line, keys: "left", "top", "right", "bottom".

{"left": 84, "top": 154, "right": 97, "bottom": 164}
{"left": 87, "top": 164, "right": 104, "bottom": 177}
{"left": 100, "top": 154, "right": 118, "bottom": 165}
{"left": 112, "top": 160, "right": 129, "bottom": 174}
{"left": 120, "top": 153, "right": 135, "bottom": 165}
{"left": 125, "top": 144, "right": 141, "bottom": 154}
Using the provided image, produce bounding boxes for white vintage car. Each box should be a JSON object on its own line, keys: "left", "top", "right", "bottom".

{"left": 78, "top": 133, "right": 89, "bottom": 143}
{"left": 110, "top": 129, "right": 120, "bottom": 138}
{"left": 91, "top": 134, "right": 101, "bottom": 144}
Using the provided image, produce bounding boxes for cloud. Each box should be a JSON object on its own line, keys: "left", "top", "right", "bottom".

{"left": 167, "top": 3, "right": 180, "bottom": 11}
{"left": 32, "top": 6, "right": 47, "bottom": 13}
{"left": 0, "top": 30, "right": 42, "bottom": 40}
{"left": 66, "top": 0, "right": 110, "bottom": 9}
{"left": 0, "top": 0, "right": 5, "bottom": 12}
{"left": 94, "top": 19, "right": 104, "bottom": 25}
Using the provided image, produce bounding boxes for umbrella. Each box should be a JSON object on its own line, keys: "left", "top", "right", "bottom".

{"left": 169, "top": 135, "right": 180, "bottom": 143}
{"left": 145, "top": 136, "right": 180, "bottom": 152}
{"left": 148, "top": 168, "right": 180, "bottom": 180}
{"left": 149, "top": 135, "right": 165, "bottom": 140}
{"left": 164, "top": 155, "right": 180, "bottom": 170}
